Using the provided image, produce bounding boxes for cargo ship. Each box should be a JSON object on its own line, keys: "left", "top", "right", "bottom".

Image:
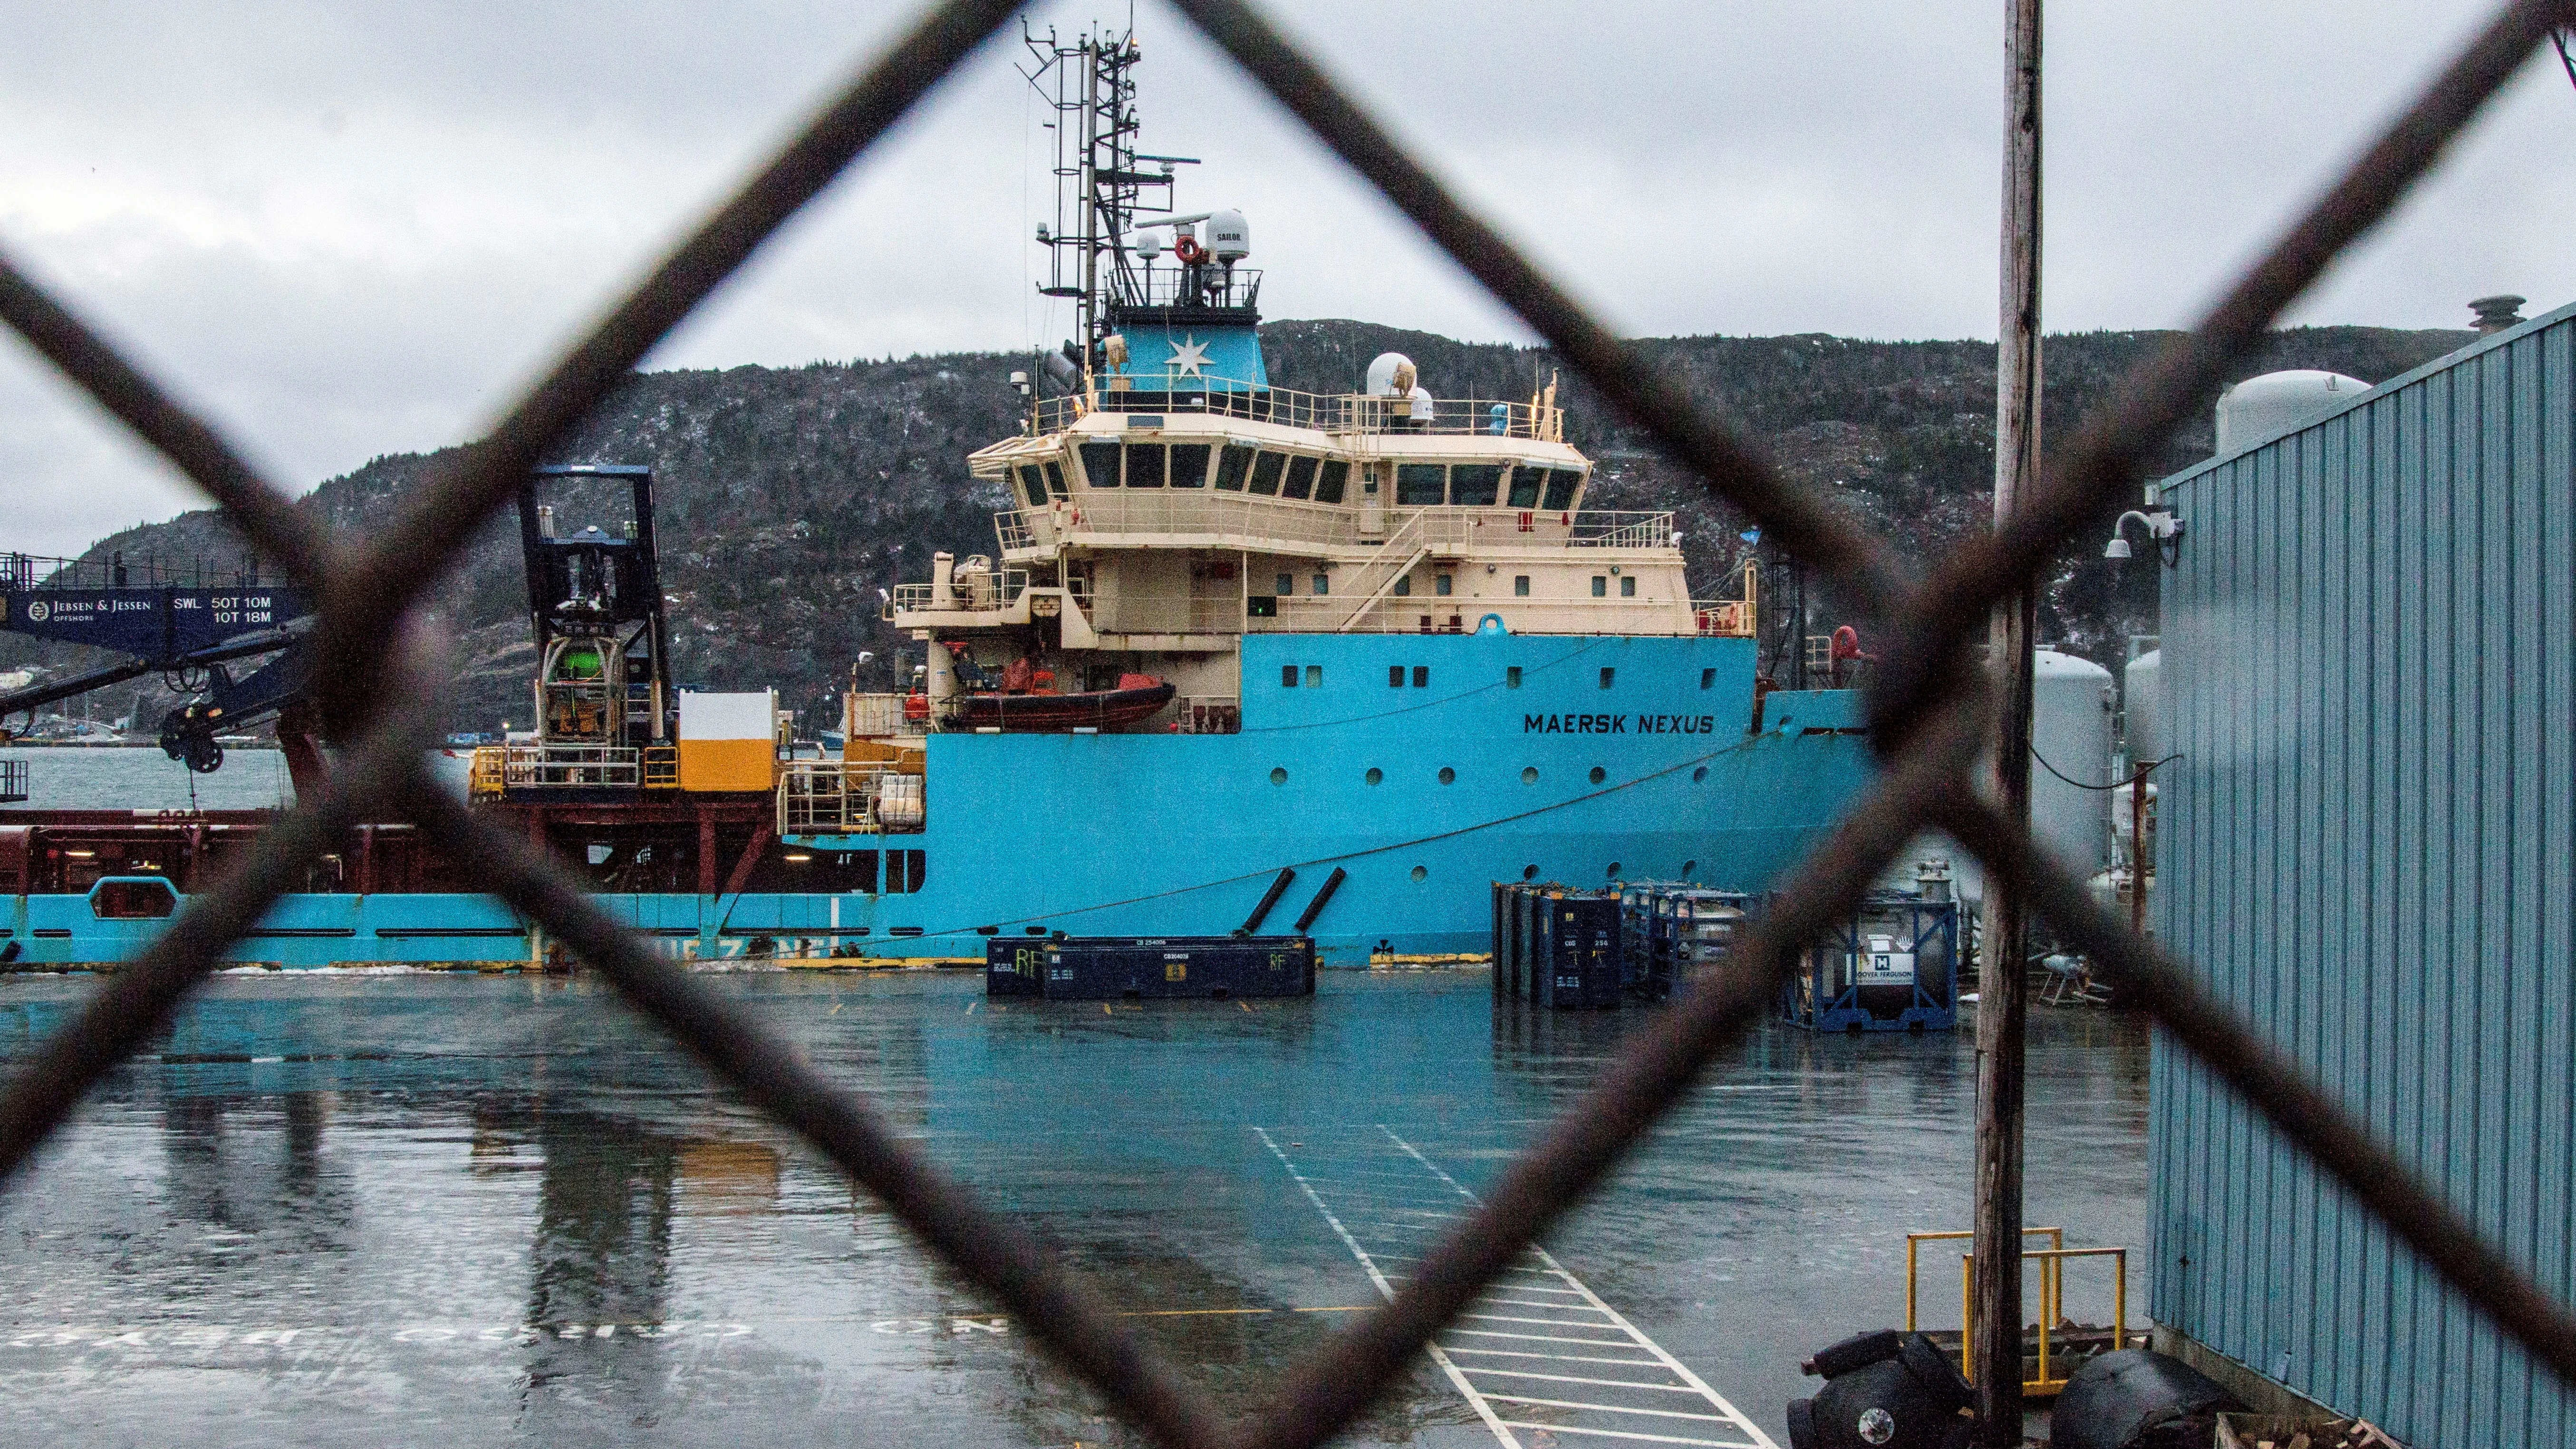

{"left": 0, "top": 24, "right": 1874, "bottom": 970}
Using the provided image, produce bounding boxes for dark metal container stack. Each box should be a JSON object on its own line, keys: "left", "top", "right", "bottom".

{"left": 1643, "top": 888, "right": 1757, "bottom": 1001}
{"left": 986, "top": 935, "right": 1316, "bottom": 1000}
{"left": 1489, "top": 883, "right": 1622, "bottom": 1010}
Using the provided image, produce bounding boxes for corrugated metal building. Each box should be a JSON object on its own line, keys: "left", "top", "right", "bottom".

{"left": 2152, "top": 303, "right": 2576, "bottom": 1446}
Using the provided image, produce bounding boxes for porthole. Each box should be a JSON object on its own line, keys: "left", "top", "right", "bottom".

{"left": 1589, "top": 766, "right": 1607, "bottom": 784}
{"left": 1522, "top": 864, "right": 1540, "bottom": 880}
{"left": 1410, "top": 865, "right": 1428, "bottom": 882}
{"left": 1270, "top": 767, "right": 1288, "bottom": 785}
{"left": 1692, "top": 765, "right": 1708, "bottom": 783}
{"left": 1365, "top": 767, "right": 1384, "bottom": 786}
{"left": 1438, "top": 767, "right": 1456, "bottom": 785}
{"left": 1521, "top": 766, "right": 1539, "bottom": 785}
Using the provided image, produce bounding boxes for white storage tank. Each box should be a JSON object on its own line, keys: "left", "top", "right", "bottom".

{"left": 2214, "top": 370, "right": 2366, "bottom": 456}
{"left": 2032, "top": 649, "right": 2115, "bottom": 872}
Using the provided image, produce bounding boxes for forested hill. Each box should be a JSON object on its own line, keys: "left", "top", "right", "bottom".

{"left": 15, "top": 319, "right": 2471, "bottom": 733}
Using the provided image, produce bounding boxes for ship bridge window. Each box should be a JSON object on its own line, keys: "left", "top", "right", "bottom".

{"left": 1449, "top": 464, "right": 1503, "bottom": 506}
{"left": 1214, "top": 442, "right": 1256, "bottom": 491}
{"left": 1127, "top": 444, "right": 1168, "bottom": 488}
{"left": 1283, "top": 454, "right": 1319, "bottom": 499}
{"left": 1315, "top": 459, "right": 1350, "bottom": 504}
{"left": 1396, "top": 463, "right": 1446, "bottom": 506}
{"left": 1249, "top": 451, "right": 1288, "bottom": 495}
{"left": 1543, "top": 470, "right": 1583, "bottom": 511}
{"left": 1010, "top": 467, "right": 1044, "bottom": 508}
{"left": 1168, "top": 442, "right": 1211, "bottom": 487}
{"left": 1080, "top": 440, "right": 1121, "bottom": 488}
{"left": 1043, "top": 461, "right": 1068, "bottom": 498}
{"left": 1507, "top": 465, "right": 1545, "bottom": 509}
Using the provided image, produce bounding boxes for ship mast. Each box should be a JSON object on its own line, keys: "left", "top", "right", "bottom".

{"left": 1023, "top": 22, "right": 1196, "bottom": 375}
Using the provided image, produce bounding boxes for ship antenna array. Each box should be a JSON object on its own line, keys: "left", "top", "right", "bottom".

{"left": 1021, "top": 19, "right": 1196, "bottom": 375}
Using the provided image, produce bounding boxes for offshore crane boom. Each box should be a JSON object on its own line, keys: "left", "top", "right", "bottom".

{"left": 0, "top": 551, "right": 319, "bottom": 784}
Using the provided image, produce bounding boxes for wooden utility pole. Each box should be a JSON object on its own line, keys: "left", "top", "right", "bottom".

{"left": 1975, "top": 0, "right": 2041, "bottom": 1442}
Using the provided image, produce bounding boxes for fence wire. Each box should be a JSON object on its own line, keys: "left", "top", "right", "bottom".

{"left": 0, "top": 1, "right": 2572, "bottom": 1444}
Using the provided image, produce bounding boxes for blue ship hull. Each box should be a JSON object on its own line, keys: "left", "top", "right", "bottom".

{"left": 8, "top": 633, "right": 1871, "bottom": 968}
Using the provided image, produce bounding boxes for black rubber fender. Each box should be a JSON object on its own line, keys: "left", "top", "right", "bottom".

{"left": 1804, "top": 1328, "right": 1904, "bottom": 1379}
{"left": 1898, "top": 1333, "right": 1973, "bottom": 1413}
{"left": 1786, "top": 1396, "right": 1819, "bottom": 1449}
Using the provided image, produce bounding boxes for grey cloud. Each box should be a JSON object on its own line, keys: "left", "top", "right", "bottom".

{"left": 1, "top": 0, "right": 2570, "bottom": 555}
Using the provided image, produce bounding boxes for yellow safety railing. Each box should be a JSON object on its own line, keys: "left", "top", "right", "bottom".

{"left": 1904, "top": 1228, "right": 2127, "bottom": 1398}
{"left": 466, "top": 745, "right": 505, "bottom": 799}
{"left": 641, "top": 744, "right": 678, "bottom": 788}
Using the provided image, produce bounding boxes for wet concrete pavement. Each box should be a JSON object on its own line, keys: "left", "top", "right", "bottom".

{"left": 0, "top": 969, "right": 2149, "bottom": 1447}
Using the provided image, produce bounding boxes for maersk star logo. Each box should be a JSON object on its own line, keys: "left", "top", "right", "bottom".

{"left": 1167, "top": 334, "right": 1212, "bottom": 379}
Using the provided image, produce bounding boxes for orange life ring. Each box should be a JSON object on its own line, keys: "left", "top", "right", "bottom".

{"left": 1173, "top": 235, "right": 1207, "bottom": 264}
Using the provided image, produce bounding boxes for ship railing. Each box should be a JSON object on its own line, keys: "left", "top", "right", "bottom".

{"left": 1033, "top": 378, "right": 1565, "bottom": 440}
{"left": 997, "top": 492, "right": 1362, "bottom": 554}
{"left": 1170, "top": 695, "right": 1241, "bottom": 734}
{"left": 0, "top": 549, "right": 279, "bottom": 592}
{"left": 1107, "top": 266, "right": 1264, "bottom": 312}
{"left": 778, "top": 757, "right": 925, "bottom": 836}
{"left": 886, "top": 568, "right": 1031, "bottom": 619}
{"left": 1564, "top": 511, "right": 1675, "bottom": 548}
{"left": 843, "top": 692, "right": 914, "bottom": 740}
{"left": 1690, "top": 598, "right": 1757, "bottom": 638}
{"left": 1268, "top": 594, "right": 1698, "bottom": 635}
{"left": 499, "top": 743, "right": 641, "bottom": 790}
{"left": 990, "top": 499, "right": 1672, "bottom": 559}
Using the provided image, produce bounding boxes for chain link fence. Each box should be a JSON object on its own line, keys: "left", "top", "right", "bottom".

{"left": 2, "top": 1, "right": 2572, "bottom": 1442}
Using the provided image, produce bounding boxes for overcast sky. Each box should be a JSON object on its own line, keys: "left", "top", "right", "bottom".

{"left": 3, "top": 0, "right": 2572, "bottom": 556}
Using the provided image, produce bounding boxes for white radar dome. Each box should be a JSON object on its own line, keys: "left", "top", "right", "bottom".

{"left": 1408, "top": 385, "right": 1437, "bottom": 424}
{"left": 1135, "top": 229, "right": 1165, "bottom": 259}
{"left": 2215, "top": 370, "right": 2368, "bottom": 456}
{"left": 1207, "top": 209, "right": 1250, "bottom": 261}
{"left": 1366, "top": 352, "right": 1418, "bottom": 396}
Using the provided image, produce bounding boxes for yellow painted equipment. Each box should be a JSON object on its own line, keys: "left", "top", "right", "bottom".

{"left": 678, "top": 690, "right": 780, "bottom": 792}
{"left": 1903, "top": 1227, "right": 2129, "bottom": 1399}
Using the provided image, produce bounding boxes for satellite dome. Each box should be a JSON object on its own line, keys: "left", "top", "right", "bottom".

{"left": 2215, "top": 370, "right": 2368, "bottom": 455}
{"left": 1408, "top": 385, "right": 1437, "bottom": 423}
{"left": 1366, "top": 352, "right": 1417, "bottom": 396}
{"left": 1136, "top": 229, "right": 1165, "bottom": 259}
{"left": 1208, "top": 209, "right": 1250, "bottom": 262}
